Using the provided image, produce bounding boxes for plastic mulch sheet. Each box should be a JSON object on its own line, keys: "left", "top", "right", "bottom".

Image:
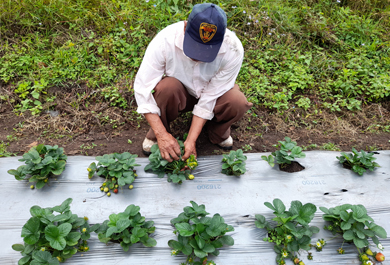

{"left": 1, "top": 151, "right": 389, "bottom": 264}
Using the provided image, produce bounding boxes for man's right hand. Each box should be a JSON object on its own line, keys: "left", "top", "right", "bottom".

{"left": 144, "top": 113, "right": 181, "bottom": 162}
{"left": 157, "top": 132, "right": 181, "bottom": 162}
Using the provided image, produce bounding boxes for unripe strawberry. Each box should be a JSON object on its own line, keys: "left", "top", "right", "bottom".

{"left": 44, "top": 178, "right": 48, "bottom": 183}
{"left": 87, "top": 168, "right": 92, "bottom": 172}
{"left": 129, "top": 185, "right": 133, "bottom": 189}
{"left": 84, "top": 246, "right": 89, "bottom": 251}
{"left": 30, "top": 185, "right": 34, "bottom": 189}
{"left": 114, "top": 184, "right": 118, "bottom": 188}
{"left": 293, "top": 258, "right": 300, "bottom": 264}
{"left": 365, "top": 248, "right": 373, "bottom": 256}
{"left": 376, "top": 253, "right": 385, "bottom": 262}
{"left": 361, "top": 254, "right": 369, "bottom": 261}
{"left": 107, "top": 192, "right": 111, "bottom": 197}
{"left": 134, "top": 173, "right": 138, "bottom": 177}
{"left": 188, "top": 174, "right": 195, "bottom": 180}
{"left": 104, "top": 187, "right": 109, "bottom": 192}
{"left": 299, "top": 262, "right": 305, "bottom": 265}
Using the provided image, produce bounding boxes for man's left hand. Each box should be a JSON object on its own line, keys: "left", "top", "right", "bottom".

{"left": 182, "top": 140, "right": 197, "bottom": 161}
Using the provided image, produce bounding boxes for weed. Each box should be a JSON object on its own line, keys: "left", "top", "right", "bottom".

{"left": 6, "top": 134, "right": 18, "bottom": 142}
{"left": 80, "top": 143, "right": 97, "bottom": 150}
{"left": 320, "top": 143, "right": 341, "bottom": 151}
{"left": 241, "top": 144, "right": 252, "bottom": 152}
{"left": 302, "top": 144, "right": 318, "bottom": 151}
{"left": 0, "top": 141, "right": 16, "bottom": 157}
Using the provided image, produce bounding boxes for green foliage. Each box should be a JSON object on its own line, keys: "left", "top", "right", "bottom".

{"left": 100, "top": 86, "right": 128, "bottom": 108}
{"left": 95, "top": 204, "right": 156, "bottom": 252}
{"left": 221, "top": 149, "right": 247, "bottom": 176}
{"left": 169, "top": 201, "right": 234, "bottom": 265}
{"left": 336, "top": 148, "right": 380, "bottom": 175}
{"left": 88, "top": 152, "right": 140, "bottom": 192}
{"left": 1, "top": 0, "right": 389, "bottom": 120}
{"left": 321, "top": 204, "right": 387, "bottom": 253}
{"left": 262, "top": 137, "right": 305, "bottom": 167}
{"left": 255, "top": 199, "right": 320, "bottom": 264}
{"left": 144, "top": 141, "right": 198, "bottom": 184}
{"left": 295, "top": 97, "right": 311, "bottom": 111}
{"left": 12, "top": 198, "right": 99, "bottom": 264}
{"left": 8, "top": 144, "right": 67, "bottom": 189}
{"left": 12, "top": 79, "right": 50, "bottom": 115}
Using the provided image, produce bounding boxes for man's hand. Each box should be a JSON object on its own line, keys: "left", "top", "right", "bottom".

{"left": 157, "top": 132, "right": 181, "bottom": 162}
{"left": 182, "top": 139, "right": 197, "bottom": 161}
{"left": 144, "top": 113, "right": 181, "bottom": 162}
{"left": 181, "top": 115, "right": 207, "bottom": 161}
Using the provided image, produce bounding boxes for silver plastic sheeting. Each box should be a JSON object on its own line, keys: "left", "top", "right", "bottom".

{"left": 1, "top": 151, "right": 390, "bottom": 264}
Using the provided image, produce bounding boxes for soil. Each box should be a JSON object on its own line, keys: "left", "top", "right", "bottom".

{"left": 279, "top": 161, "right": 305, "bottom": 173}
{"left": 1, "top": 85, "right": 390, "bottom": 158}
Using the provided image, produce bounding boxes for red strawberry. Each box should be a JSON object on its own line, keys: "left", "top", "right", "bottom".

{"left": 113, "top": 189, "right": 118, "bottom": 194}
{"left": 376, "top": 253, "right": 385, "bottom": 262}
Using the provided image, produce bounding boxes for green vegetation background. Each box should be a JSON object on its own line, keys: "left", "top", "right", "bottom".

{"left": 0, "top": 0, "right": 389, "bottom": 115}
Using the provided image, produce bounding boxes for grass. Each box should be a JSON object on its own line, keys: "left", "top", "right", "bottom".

{"left": 0, "top": 0, "right": 389, "bottom": 135}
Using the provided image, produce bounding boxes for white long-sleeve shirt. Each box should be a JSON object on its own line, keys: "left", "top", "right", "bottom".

{"left": 134, "top": 21, "right": 244, "bottom": 120}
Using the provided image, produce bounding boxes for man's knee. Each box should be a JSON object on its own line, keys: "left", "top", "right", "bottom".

{"left": 154, "top": 77, "right": 184, "bottom": 98}
{"left": 215, "top": 85, "right": 252, "bottom": 117}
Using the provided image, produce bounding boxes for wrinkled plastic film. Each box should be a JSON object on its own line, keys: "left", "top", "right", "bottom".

{"left": 1, "top": 151, "right": 389, "bottom": 264}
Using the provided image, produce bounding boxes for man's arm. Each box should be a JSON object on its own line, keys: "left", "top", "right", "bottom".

{"left": 182, "top": 115, "right": 207, "bottom": 160}
{"left": 144, "top": 113, "right": 181, "bottom": 162}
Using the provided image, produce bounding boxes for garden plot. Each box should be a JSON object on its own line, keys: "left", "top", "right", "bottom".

{"left": 1, "top": 151, "right": 389, "bottom": 264}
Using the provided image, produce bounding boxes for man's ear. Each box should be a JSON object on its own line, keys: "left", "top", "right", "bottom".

{"left": 184, "top": 21, "right": 187, "bottom": 33}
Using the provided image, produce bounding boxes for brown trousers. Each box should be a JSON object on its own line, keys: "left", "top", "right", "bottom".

{"left": 146, "top": 77, "right": 252, "bottom": 144}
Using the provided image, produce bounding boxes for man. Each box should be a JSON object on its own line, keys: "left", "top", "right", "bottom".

{"left": 134, "top": 3, "right": 252, "bottom": 162}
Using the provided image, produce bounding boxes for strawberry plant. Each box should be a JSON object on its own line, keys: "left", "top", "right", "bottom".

{"left": 169, "top": 201, "right": 235, "bottom": 265}
{"left": 87, "top": 152, "right": 140, "bottom": 195}
{"left": 261, "top": 137, "right": 305, "bottom": 168}
{"left": 95, "top": 204, "right": 157, "bottom": 251}
{"left": 8, "top": 144, "right": 67, "bottom": 189}
{"left": 336, "top": 148, "right": 380, "bottom": 176}
{"left": 144, "top": 141, "right": 198, "bottom": 184}
{"left": 255, "top": 199, "right": 320, "bottom": 265}
{"left": 12, "top": 198, "right": 99, "bottom": 264}
{"left": 321, "top": 204, "right": 387, "bottom": 264}
{"left": 221, "top": 149, "right": 247, "bottom": 176}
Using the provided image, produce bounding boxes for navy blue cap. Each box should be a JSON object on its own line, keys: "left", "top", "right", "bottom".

{"left": 183, "top": 3, "right": 227, "bottom": 63}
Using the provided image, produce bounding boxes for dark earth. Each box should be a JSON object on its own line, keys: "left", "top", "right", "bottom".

{"left": 1, "top": 85, "right": 390, "bottom": 158}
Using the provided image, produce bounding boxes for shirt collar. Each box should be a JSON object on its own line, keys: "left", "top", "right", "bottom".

{"left": 175, "top": 21, "right": 227, "bottom": 54}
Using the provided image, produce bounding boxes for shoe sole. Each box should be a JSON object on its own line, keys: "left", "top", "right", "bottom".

{"left": 143, "top": 150, "right": 152, "bottom": 156}
{"left": 217, "top": 144, "right": 233, "bottom": 150}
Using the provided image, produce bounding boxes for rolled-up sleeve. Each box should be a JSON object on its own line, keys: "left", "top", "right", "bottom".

{"left": 192, "top": 49, "right": 244, "bottom": 120}
{"left": 134, "top": 33, "right": 166, "bottom": 115}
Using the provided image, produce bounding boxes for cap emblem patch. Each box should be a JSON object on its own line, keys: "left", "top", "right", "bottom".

{"left": 199, "top": 23, "right": 217, "bottom": 43}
